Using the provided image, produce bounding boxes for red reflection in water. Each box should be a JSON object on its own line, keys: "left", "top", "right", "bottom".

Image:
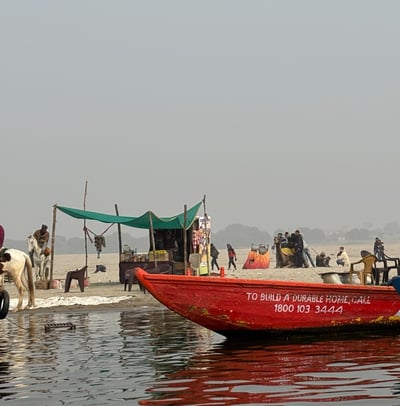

{"left": 140, "top": 334, "right": 400, "bottom": 405}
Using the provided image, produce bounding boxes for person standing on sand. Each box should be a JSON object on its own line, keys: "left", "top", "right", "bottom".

{"left": 293, "top": 230, "right": 304, "bottom": 268}
{"left": 227, "top": 243, "right": 237, "bottom": 270}
{"left": 373, "top": 237, "right": 384, "bottom": 261}
{"left": 210, "top": 243, "right": 220, "bottom": 271}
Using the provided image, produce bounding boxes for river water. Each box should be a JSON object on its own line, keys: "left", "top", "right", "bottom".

{"left": 1, "top": 307, "right": 400, "bottom": 405}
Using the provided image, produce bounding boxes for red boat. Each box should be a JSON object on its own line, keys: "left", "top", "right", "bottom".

{"left": 135, "top": 268, "right": 400, "bottom": 339}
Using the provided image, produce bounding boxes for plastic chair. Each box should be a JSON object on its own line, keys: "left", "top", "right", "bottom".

{"left": 349, "top": 255, "right": 377, "bottom": 285}
{"left": 377, "top": 253, "right": 400, "bottom": 284}
{"left": 64, "top": 266, "right": 87, "bottom": 293}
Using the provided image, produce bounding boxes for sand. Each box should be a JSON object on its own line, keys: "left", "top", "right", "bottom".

{"left": 3, "top": 241, "right": 400, "bottom": 314}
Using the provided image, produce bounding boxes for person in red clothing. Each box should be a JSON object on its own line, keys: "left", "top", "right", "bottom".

{"left": 227, "top": 243, "right": 237, "bottom": 270}
{"left": 0, "top": 225, "right": 6, "bottom": 260}
{"left": 0, "top": 225, "right": 4, "bottom": 248}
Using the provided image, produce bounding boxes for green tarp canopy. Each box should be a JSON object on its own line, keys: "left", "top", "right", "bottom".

{"left": 56, "top": 201, "right": 203, "bottom": 230}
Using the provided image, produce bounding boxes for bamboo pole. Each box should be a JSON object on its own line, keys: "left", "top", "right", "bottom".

{"left": 149, "top": 212, "right": 157, "bottom": 266}
{"left": 49, "top": 204, "right": 57, "bottom": 284}
{"left": 115, "top": 204, "right": 122, "bottom": 257}
{"left": 183, "top": 204, "right": 187, "bottom": 271}
{"left": 202, "top": 195, "right": 210, "bottom": 276}
{"left": 83, "top": 181, "right": 88, "bottom": 278}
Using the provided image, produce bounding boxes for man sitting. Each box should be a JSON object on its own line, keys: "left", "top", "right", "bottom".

{"left": 316, "top": 252, "right": 331, "bottom": 267}
{"left": 336, "top": 246, "right": 350, "bottom": 267}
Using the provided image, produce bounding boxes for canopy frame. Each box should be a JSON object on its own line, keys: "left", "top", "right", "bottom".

{"left": 50, "top": 200, "right": 203, "bottom": 281}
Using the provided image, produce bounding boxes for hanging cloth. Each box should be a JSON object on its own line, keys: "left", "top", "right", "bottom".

{"left": 84, "top": 223, "right": 114, "bottom": 258}
{"left": 94, "top": 235, "right": 106, "bottom": 258}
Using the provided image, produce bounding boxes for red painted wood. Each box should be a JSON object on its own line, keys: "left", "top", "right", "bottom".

{"left": 135, "top": 268, "right": 400, "bottom": 338}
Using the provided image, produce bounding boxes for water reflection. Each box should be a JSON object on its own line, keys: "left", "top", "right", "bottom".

{"left": 1, "top": 308, "right": 400, "bottom": 405}
{"left": 119, "top": 310, "right": 215, "bottom": 377}
{"left": 0, "top": 308, "right": 208, "bottom": 405}
{"left": 141, "top": 333, "right": 400, "bottom": 405}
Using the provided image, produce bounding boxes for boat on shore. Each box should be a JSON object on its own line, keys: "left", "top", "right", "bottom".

{"left": 135, "top": 268, "right": 400, "bottom": 339}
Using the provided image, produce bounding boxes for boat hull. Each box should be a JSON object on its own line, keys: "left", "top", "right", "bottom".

{"left": 135, "top": 268, "right": 400, "bottom": 339}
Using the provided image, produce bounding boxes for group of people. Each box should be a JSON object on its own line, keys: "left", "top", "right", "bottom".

{"left": 275, "top": 230, "right": 315, "bottom": 268}
{"left": 273, "top": 229, "right": 354, "bottom": 270}
{"left": 314, "top": 246, "right": 351, "bottom": 268}
{"left": 333, "top": 238, "right": 385, "bottom": 269}
{"left": 211, "top": 236, "right": 350, "bottom": 271}
{"left": 210, "top": 243, "right": 237, "bottom": 271}
{"left": 310, "top": 239, "right": 391, "bottom": 269}
{"left": 315, "top": 246, "right": 350, "bottom": 268}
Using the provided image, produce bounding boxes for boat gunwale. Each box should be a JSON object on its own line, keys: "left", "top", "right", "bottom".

{"left": 136, "top": 268, "right": 396, "bottom": 293}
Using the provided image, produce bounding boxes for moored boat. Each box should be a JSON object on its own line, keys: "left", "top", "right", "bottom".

{"left": 135, "top": 268, "right": 400, "bottom": 339}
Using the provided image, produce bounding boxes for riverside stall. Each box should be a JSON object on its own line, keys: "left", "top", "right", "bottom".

{"left": 52, "top": 199, "right": 211, "bottom": 285}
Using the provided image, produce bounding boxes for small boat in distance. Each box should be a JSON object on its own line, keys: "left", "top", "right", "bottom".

{"left": 135, "top": 268, "right": 400, "bottom": 339}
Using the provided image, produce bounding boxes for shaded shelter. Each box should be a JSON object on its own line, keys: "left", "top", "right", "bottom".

{"left": 50, "top": 201, "right": 204, "bottom": 284}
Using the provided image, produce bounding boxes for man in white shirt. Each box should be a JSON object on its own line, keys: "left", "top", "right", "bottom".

{"left": 336, "top": 246, "right": 350, "bottom": 267}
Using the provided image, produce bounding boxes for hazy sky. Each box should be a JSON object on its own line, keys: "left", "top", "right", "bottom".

{"left": 2, "top": 1, "right": 400, "bottom": 241}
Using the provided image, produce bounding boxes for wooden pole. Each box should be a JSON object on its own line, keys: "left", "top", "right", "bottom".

{"left": 149, "top": 211, "right": 157, "bottom": 266}
{"left": 202, "top": 195, "right": 210, "bottom": 276}
{"left": 49, "top": 204, "right": 57, "bottom": 284}
{"left": 115, "top": 204, "right": 122, "bottom": 257}
{"left": 83, "top": 181, "right": 88, "bottom": 278}
{"left": 183, "top": 204, "right": 187, "bottom": 271}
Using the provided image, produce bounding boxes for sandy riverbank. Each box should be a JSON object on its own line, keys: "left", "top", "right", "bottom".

{"left": 4, "top": 241, "right": 400, "bottom": 313}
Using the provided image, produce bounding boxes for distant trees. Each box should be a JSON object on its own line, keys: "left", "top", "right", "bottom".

{"left": 344, "top": 228, "right": 372, "bottom": 242}
{"left": 211, "top": 224, "right": 272, "bottom": 249}
{"left": 383, "top": 222, "right": 400, "bottom": 237}
{"left": 6, "top": 221, "right": 400, "bottom": 253}
{"left": 294, "top": 228, "right": 326, "bottom": 244}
